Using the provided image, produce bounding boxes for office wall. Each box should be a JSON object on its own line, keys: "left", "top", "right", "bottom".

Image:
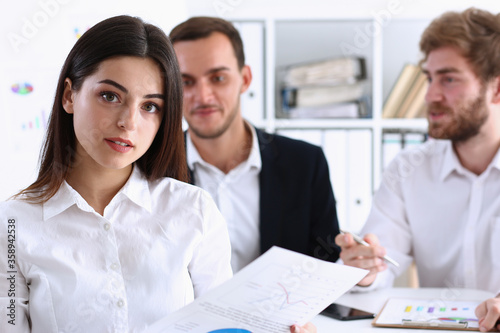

{"left": 185, "top": 0, "right": 500, "bottom": 19}
{"left": 2, "top": 0, "right": 500, "bottom": 201}
{"left": 0, "top": 0, "right": 187, "bottom": 200}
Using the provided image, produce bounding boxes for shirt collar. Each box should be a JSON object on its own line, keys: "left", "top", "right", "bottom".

{"left": 119, "top": 165, "right": 152, "bottom": 213}
{"left": 245, "top": 123, "right": 262, "bottom": 171}
{"left": 186, "top": 121, "right": 262, "bottom": 172}
{"left": 43, "top": 181, "right": 81, "bottom": 221}
{"left": 439, "top": 140, "right": 500, "bottom": 181}
{"left": 43, "top": 165, "right": 152, "bottom": 221}
{"left": 485, "top": 144, "right": 500, "bottom": 175}
{"left": 439, "top": 140, "right": 463, "bottom": 181}
{"left": 186, "top": 130, "right": 204, "bottom": 170}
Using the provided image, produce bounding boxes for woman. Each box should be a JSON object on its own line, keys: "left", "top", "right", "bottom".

{"left": 1, "top": 15, "right": 231, "bottom": 332}
{"left": 0, "top": 15, "right": 315, "bottom": 333}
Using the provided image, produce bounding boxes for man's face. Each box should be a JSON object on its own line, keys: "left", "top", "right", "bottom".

{"left": 423, "top": 46, "right": 489, "bottom": 142}
{"left": 173, "top": 32, "right": 251, "bottom": 139}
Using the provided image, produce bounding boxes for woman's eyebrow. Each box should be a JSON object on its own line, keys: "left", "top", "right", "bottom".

{"left": 98, "top": 79, "right": 164, "bottom": 99}
{"left": 98, "top": 79, "right": 128, "bottom": 93}
{"left": 144, "top": 93, "right": 165, "bottom": 99}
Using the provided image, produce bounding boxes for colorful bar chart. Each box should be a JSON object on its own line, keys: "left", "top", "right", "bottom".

{"left": 373, "top": 298, "right": 481, "bottom": 329}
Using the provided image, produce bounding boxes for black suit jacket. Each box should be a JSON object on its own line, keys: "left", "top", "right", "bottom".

{"left": 186, "top": 128, "right": 340, "bottom": 262}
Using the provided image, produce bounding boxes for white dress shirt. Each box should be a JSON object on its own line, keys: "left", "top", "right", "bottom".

{"left": 186, "top": 123, "right": 262, "bottom": 273}
{"left": 0, "top": 166, "right": 232, "bottom": 333}
{"left": 359, "top": 139, "right": 500, "bottom": 293}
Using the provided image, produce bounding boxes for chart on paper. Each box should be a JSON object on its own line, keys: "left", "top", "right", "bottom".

{"left": 374, "top": 298, "right": 481, "bottom": 329}
{"left": 218, "top": 264, "right": 345, "bottom": 323}
{"left": 144, "top": 247, "right": 369, "bottom": 333}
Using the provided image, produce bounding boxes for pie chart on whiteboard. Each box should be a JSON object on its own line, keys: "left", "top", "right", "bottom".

{"left": 208, "top": 328, "right": 252, "bottom": 333}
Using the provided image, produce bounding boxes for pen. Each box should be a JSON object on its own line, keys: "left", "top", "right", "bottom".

{"left": 340, "top": 229, "right": 400, "bottom": 267}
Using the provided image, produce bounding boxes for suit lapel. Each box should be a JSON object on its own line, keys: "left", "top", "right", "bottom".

{"left": 256, "top": 128, "right": 283, "bottom": 253}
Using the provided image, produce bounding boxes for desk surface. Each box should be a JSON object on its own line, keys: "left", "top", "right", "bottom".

{"left": 312, "top": 288, "right": 494, "bottom": 332}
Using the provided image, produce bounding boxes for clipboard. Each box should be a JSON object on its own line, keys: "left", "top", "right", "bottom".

{"left": 372, "top": 298, "right": 481, "bottom": 331}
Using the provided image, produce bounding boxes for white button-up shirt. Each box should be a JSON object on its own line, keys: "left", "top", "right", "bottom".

{"left": 361, "top": 139, "right": 500, "bottom": 293}
{"left": 186, "top": 123, "right": 262, "bottom": 273}
{"left": 0, "top": 166, "right": 232, "bottom": 333}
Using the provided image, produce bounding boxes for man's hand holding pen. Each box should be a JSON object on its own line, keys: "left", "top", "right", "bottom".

{"left": 335, "top": 232, "right": 389, "bottom": 287}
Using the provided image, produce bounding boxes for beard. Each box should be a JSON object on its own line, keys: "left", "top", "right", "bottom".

{"left": 427, "top": 89, "right": 489, "bottom": 142}
{"left": 187, "top": 96, "right": 241, "bottom": 140}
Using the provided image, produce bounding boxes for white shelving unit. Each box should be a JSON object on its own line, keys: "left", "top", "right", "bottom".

{"left": 233, "top": 17, "right": 430, "bottom": 232}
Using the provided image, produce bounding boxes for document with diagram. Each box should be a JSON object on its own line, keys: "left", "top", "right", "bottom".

{"left": 144, "top": 246, "right": 368, "bottom": 333}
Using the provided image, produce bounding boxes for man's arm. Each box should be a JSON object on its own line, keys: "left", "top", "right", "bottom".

{"left": 336, "top": 152, "right": 414, "bottom": 290}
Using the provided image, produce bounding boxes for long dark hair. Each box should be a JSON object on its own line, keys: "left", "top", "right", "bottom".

{"left": 16, "top": 15, "right": 188, "bottom": 203}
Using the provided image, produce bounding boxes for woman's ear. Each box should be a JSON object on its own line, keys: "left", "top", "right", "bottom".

{"left": 62, "top": 78, "right": 75, "bottom": 114}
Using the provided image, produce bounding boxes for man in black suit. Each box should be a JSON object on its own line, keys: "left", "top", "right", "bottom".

{"left": 170, "top": 16, "right": 341, "bottom": 273}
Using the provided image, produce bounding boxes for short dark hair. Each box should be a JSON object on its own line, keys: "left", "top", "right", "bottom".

{"left": 170, "top": 16, "right": 245, "bottom": 69}
{"left": 17, "top": 15, "right": 187, "bottom": 203}
{"left": 420, "top": 7, "right": 500, "bottom": 83}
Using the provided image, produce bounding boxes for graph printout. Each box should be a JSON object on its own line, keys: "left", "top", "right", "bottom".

{"left": 145, "top": 246, "right": 368, "bottom": 333}
{"left": 374, "top": 298, "right": 481, "bottom": 329}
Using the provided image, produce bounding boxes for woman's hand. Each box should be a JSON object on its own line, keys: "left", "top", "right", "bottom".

{"left": 290, "top": 322, "right": 317, "bottom": 333}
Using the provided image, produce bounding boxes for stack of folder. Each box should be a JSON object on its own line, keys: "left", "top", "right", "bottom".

{"left": 278, "top": 57, "right": 370, "bottom": 119}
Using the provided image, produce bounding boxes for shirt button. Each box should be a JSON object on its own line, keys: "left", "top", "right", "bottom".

{"left": 110, "top": 263, "right": 119, "bottom": 270}
{"left": 103, "top": 223, "right": 111, "bottom": 231}
{"left": 117, "top": 299, "right": 125, "bottom": 307}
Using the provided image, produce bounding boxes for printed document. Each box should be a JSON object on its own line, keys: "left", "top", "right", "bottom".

{"left": 145, "top": 246, "right": 368, "bottom": 333}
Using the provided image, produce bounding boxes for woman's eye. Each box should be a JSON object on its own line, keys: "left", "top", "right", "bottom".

{"left": 101, "top": 92, "right": 118, "bottom": 102}
{"left": 143, "top": 103, "right": 160, "bottom": 113}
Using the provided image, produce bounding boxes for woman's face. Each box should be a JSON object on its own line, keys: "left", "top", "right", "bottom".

{"left": 62, "top": 56, "right": 164, "bottom": 172}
